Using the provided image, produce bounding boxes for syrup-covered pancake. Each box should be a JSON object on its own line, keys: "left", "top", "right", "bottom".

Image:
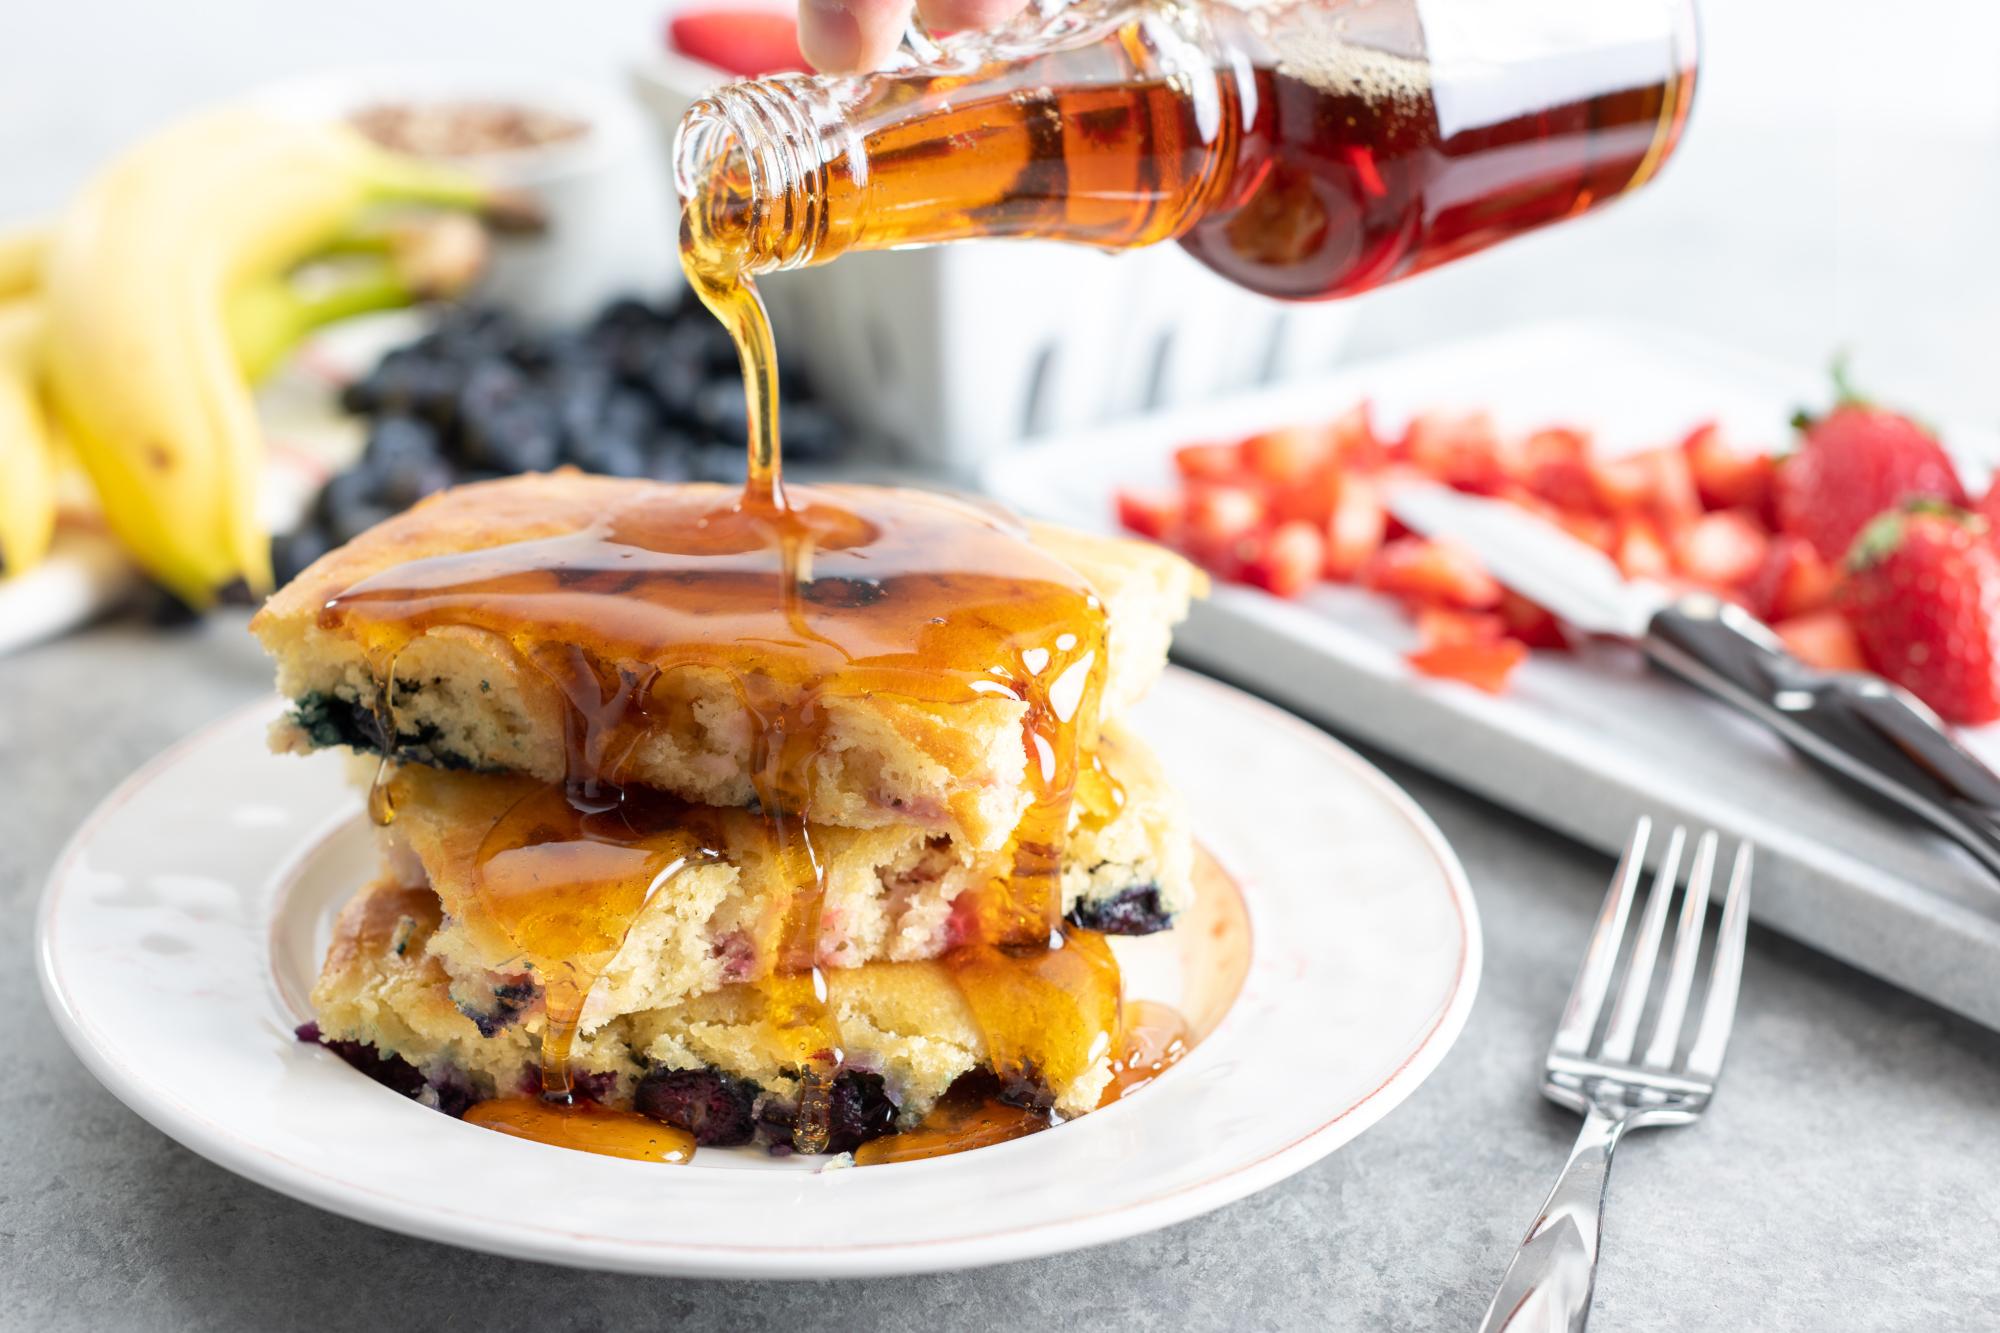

{"left": 253, "top": 473, "right": 1202, "bottom": 852}
{"left": 371, "top": 720, "right": 1191, "bottom": 1034}
{"left": 308, "top": 873, "right": 1119, "bottom": 1136}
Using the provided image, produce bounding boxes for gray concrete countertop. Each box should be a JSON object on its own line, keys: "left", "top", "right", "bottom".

{"left": 6, "top": 617, "right": 1998, "bottom": 1331}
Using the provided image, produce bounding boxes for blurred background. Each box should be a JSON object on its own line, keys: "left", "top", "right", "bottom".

{"left": 6, "top": 0, "right": 1994, "bottom": 421}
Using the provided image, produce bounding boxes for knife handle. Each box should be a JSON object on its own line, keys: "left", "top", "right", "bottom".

{"left": 1644, "top": 595, "right": 2000, "bottom": 879}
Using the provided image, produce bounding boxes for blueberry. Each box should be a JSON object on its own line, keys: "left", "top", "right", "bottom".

{"left": 567, "top": 426, "right": 649, "bottom": 479}
{"left": 552, "top": 363, "right": 613, "bottom": 445}
{"left": 645, "top": 429, "right": 697, "bottom": 484}
{"left": 272, "top": 523, "right": 333, "bottom": 584}
{"left": 361, "top": 417, "right": 455, "bottom": 510}
{"left": 633, "top": 1067, "right": 759, "bottom": 1146}
{"left": 690, "top": 443, "right": 749, "bottom": 484}
{"left": 643, "top": 324, "right": 714, "bottom": 415}
{"left": 692, "top": 379, "right": 749, "bottom": 443}
{"left": 752, "top": 1070, "right": 899, "bottom": 1153}
{"left": 342, "top": 348, "right": 462, "bottom": 426}
{"left": 780, "top": 403, "right": 844, "bottom": 462}
{"left": 459, "top": 363, "right": 561, "bottom": 473}
{"left": 1066, "top": 885, "right": 1174, "bottom": 935}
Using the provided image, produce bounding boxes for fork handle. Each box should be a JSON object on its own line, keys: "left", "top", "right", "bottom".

{"left": 1478, "top": 1107, "right": 1626, "bottom": 1333}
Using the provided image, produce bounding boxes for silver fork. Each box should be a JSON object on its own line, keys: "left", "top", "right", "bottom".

{"left": 1477, "top": 817, "right": 1755, "bottom": 1333}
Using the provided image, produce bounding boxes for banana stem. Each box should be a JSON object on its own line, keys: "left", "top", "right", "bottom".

{"left": 227, "top": 257, "right": 415, "bottom": 383}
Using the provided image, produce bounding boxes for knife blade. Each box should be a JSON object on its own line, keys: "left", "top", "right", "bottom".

{"left": 1386, "top": 478, "right": 2000, "bottom": 881}
{"left": 1386, "top": 481, "right": 1664, "bottom": 639}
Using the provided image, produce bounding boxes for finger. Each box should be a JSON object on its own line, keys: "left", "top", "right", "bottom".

{"left": 799, "top": 0, "right": 911, "bottom": 71}
{"left": 913, "top": 0, "right": 1028, "bottom": 38}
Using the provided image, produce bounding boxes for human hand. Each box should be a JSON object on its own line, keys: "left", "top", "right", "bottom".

{"left": 798, "top": 0, "right": 1027, "bottom": 71}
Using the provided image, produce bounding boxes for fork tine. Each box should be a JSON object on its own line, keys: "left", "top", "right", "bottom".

{"left": 1685, "top": 843, "right": 1754, "bottom": 1078}
{"left": 1597, "top": 825, "right": 1686, "bottom": 1064}
{"left": 1551, "top": 817, "right": 1651, "bottom": 1058}
{"left": 1642, "top": 830, "right": 1718, "bottom": 1069}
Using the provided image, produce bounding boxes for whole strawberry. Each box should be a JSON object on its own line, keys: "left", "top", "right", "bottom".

{"left": 1779, "top": 369, "right": 1966, "bottom": 560}
{"left": 1843, "top": 505, "right": 2000, "bottom": 724}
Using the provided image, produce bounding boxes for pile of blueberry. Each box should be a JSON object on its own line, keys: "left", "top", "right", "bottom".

{"left": 273, "top": 296, "right": 845, "bottom": 583}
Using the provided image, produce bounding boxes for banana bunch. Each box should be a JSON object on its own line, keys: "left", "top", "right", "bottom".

{"left": 6, "top": 105, "right": 529, "bottom": 604}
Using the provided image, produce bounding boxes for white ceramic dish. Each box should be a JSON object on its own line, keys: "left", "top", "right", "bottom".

{"left": 984, "top": 319, "right": 2000, "bottom": 1032}
{"left": 36, "top": 667, "right": 1479, "bottom": 1278}
{"left": 257, "top": 64, "right": 677, "bottom": 326}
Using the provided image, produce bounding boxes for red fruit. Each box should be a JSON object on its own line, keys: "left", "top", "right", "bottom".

{"left": 1519, "top": 428, "right": 1598, "bottom": 512}
{"left": 1242, "top": 424, "right": 1335, "bottom": 485}
{"left": 1843, "top": 506, "right": 2000, "bottom": 724}
{"left": 1744, "top": 535, "right": 1839, "bottom": 622}
{"left": 1181, "top": 483, "right": 1267, "bottom": 571}
{"left": 1777, "top": 404, "right": 1967, "bottom": 560}
{"left": 1415, "top": 606, "right": 1508, "bottom": 647}
{"left": 1115, "top": 488, "right": 1184, "bottom": 544}
{"left": 667, "top": 9, "right": 809, "bottom": 76}
{"left": 1402, "top": 411, "right": 1510, "bottom": 494}
{"left": 1614, "top": 515, "right": 1674, "bottom": 580}
{"left": 1499, "top": 590, "right": 1568, "bottom": 649}
{"left": 1592, "top": 447, "right": 1701, "bottom": 526}
{"left": 1673, "top": 509, "right": 1770, "bottom": 589}
{"left": 1241, "top": 521, "right": 1326, "bottom": 598}
{"left": 1173, "top": 442, "right": 1246, "bottom": 482}
{"left": 1774, "top": 610, "right": 1867, "bottom": 672}
{"left": 1407, "top": 639, "right": 1528, "bottom": 693}
{"left": 1683, "top": 422, "right": 1776, "bottom": 516}
{"left": 1363, "top": 537, "right": 1503, "bottom": 610}
{"left": 1323, "top": 473, "right": 1387, "bottom": 580}
{"left": 1268, "top": 466, "right": 1343, "bottom": 528}
{"left": 1328, "top": 401, "right": 1386, "bottom": 470}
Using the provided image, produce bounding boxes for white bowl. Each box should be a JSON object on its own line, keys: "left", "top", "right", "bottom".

{"left": 257, "top": 64, "right": 678, "bottom": 327}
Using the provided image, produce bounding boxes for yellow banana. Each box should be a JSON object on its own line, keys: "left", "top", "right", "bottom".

{"left": 0, "top": 300, "right": 58, "bottom": 576}
{"left": 0, "top": 222, "right": 47, "bottom": 300}
{"left": 40, "top": 106, "right": 508, "bottom": 606}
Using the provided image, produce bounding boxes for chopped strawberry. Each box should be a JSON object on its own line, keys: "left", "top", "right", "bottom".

{"left": 1268, "top": 467, "right": 1343, "bottom": 528}
{"left": 1407, "top": 639, "right": 1528, "bottom": 693}
{"left": 667, "top": 8, "right": 809, "bottom": 76}
{"left": 1173, "top": 442, "right": 1247, "bottom": 483}
{"left": 1614, "top": 515, "right": 1675, "bottom": 580}
{"left": 1592, "top": 447, "right": 1701, "bottom": 526}
{"left": 1842, "top": 505, "right": 2000, "bottom": 723}
{"left": 1114, "top": 488, "right": 1184, "bottom": 544}
{"left": 1323, "top": 473, "right": 1387, "bottom": 580}
{"left": 1415, "top": 606, "right": 1507, "bottom": 646}
{"left": 1241, "top": 424, "right": 1336, "bottom": 486}
{"left": 1554, "top": 509, "right": 1618, "bottom": 555}
{"left": 1778, "top": 379, "right": 1966, "bottom": 559}
{"left": 1363, "top": 537, "right": 1503, "bottom": 610}
{"left": 1180, "top": 482, "right": 1267, "bottom": 572}
{"left": 1328, "top": 401, "right": 1387, "bottom": 470}
{"left": 1673, "top": 509, "right": 1770, "bottom": 590}
{"left": 1402, "top": 411, "right": 1510, "bottom": 494}
{"left": 1240, "top": 520, "right": 1326, "bottom": 598}
{"left": 1519, "top": 427, "right": 1598, "bottom": 512}
{"left": 1683, "top": 422, "right": 1776, "bottom": 516}
{"left": 1744, "top": 535, "right": 1839, "bottom": 622}
{"left": 1498, "top": 590, "right": 1568, "bottom": 649}
{"left": 1774, "top": 610, "right": 1868, "bottom": 672}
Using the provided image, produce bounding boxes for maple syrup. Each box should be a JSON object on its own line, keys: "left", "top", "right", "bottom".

{"left": 465, "top": 1096, "right": 695, "bottom": 1164}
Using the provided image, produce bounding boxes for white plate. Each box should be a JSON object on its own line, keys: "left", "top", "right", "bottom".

{"left": 36, "top": 668, "right": 1479, "bottom": 1278}
{"left": 984, "top": 319, "right": 2000, "bottom": 1032}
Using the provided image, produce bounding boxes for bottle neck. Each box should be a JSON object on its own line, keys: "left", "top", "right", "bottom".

{"left": 674, "top": 1, "right": 1245, "bottom": 283}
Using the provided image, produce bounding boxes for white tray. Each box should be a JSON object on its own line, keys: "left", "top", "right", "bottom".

{"left": 985, "top": 320, "right": 2000, "bottom": 1031}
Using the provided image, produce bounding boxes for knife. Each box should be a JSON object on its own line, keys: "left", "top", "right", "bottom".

{"left": 1387, "top": 481, "right": 2000, "bottom": 879}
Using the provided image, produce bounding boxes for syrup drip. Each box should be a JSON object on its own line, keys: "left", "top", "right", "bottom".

{"left": 1098, "top": 999, "right": 1190, "bottom": 1106}
{"left": 852, "top": 1081, "right": 1050, "bottom": 1165}
{"left": 465, "top": 1096, "right": 694, "bottom": 1164}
